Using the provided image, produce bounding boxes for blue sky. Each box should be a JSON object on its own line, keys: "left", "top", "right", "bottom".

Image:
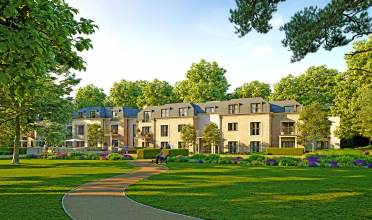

{"left": 67, "top": 0, "right": 353, "bottom": 94}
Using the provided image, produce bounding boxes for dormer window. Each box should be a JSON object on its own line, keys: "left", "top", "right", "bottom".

{"left": 228, "top": 104, "right": 239, "bottom": 114}
{"left": 78, "top": 112, "right": 83, "bottom": 118}
{"left": 161, "top": 109, "right": 169, "bottom": 118}
{"left": 179, "top": 108, "right": 188, "bottom": 117}
{"left": 251, "top": 103, "right": 262, "bottom": 113}
{"left": 205, "top": 107, "right": 215, "bottom": 113}
{"left": 284, "top": 106, "right": 295, "bottom": 112}
{"left": 143, "top": 111, "right": 151, "bottom": 122}
{"left": 112, "top": 111, "right": 118, "bottom": 118}
{"left": 90, "top": 111, "right": 96, "bottom": 118}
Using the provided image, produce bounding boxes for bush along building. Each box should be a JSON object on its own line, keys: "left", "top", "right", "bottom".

{"left": 66, "top": 107, "right": 138, "bottom": 148}
{"left": 136, "top": 98, "right": 340, "bottom": 153}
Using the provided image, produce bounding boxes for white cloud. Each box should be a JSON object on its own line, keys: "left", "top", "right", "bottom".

{"left": 270, "top": 16, "right": 284, "bottom": 29}
{"left": 254, "top": 45, "right": 273, "bottom": 57}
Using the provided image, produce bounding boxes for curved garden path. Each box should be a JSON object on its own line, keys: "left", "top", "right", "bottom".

{"left": 62, "top": 160, "right": 199, "bottom": 220}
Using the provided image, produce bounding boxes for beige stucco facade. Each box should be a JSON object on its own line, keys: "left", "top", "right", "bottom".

{"left": 136, "top": 98, "right": 341, "bottom": 153}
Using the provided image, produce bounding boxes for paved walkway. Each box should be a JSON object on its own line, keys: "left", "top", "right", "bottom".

{"left": 62, "top": 161, "right": 199, "bottom": 220}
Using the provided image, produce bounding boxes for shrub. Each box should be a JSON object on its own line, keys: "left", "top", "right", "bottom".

{"left": 248, "top": 154, "right": 266, "bottom": 162}
{"left": 86, "top": 153, "right": 99, "bottom": 160}
{"left": 266, "top": 148, "right": 304, "bottom": 156}
{"left": 335, "top": 155, "right": 356, "bottom": 167}
{"left": 137, "top": 148, "right": 161, "bottom": 159}
{"left": 218, "top": 157, "right": 235, "bottom": 164}
{"left": 278, "top": 157, "right": 300, "bottom": 166}
{"left": 205, "top": 154, "right": 220, "bottom": 163}
{"left": 107, "top": 153, "right": 124, "bottom": 160}
{"left": 67, "top": 152, "right": 86, "bottom": 160}
{"left": 163, "top": 149, "right": 189, "bottom": 157}
{"left": 190, "top": 154, "right": 209, "bottom": 160}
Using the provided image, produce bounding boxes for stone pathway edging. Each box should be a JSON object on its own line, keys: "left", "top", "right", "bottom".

{"left": 62, "top": 161, "right": 200, "bottom": 220}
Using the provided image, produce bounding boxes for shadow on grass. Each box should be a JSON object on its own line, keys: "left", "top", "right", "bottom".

{"left": 0, "top": 159, "right": 134, "bottom": 220}
{"left": 127, "top": 163, "right": 372, "bottom": 220}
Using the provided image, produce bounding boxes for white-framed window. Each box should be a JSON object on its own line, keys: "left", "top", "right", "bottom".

{"left": 228, "top": 104, "right": 239, "bottom": 114}
{"left": 161, "top": 109, "right": 169, "bottom": 118}
{"left": 111, "top": 125, "right": 118, "bottom": 134}
{"left": 251, "top": 103, "right": 262, "bottom": 113}
{"left": 227, "top": 141, "right": 238, "bottom": 154}
{"left": 250, "top": 122, "right": 260, "bottom": 135}
{"left": 161, "top": 141, "right": 169, "bottom": 148}
{"left": 89, "top": 111, "right": 96, "bottom": 118}
{"left": 143, "top": 111, "right": 151, "bottom": 122}
{"left": 205, "top": 107, "right": 215, "bottom": 113}
{"left": 250, "top": 141, "right": 261, "bottom": 152}
{"left": 77, "top": 125, "right": 85, "bottom": 135}
{"left": 112, "top": 111, "right": 118, "bottom": 118}
{"left": 284, "top": 106, "right": 295, "bottom": 112}
{"left": 160, "top": 125, "right": 169, "bottom": 137}
{"left": 179, "top": 108, "right": 188, "bottom": 116}
{"left": 228, "top": 122, "right": 238, "bottom": 131}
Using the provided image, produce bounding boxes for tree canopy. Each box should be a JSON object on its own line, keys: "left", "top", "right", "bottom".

{"left": 75, "top": 84, "right": 106, "bottom": 109}
{"left": 271, "top": 66, "right": 342, "bottom": 107}
{"left": 136, "top": 79, "right": 175, "bottom": 108}
{"left": 180, "top": 124, "right": 197, "bottom": 149}
{"left": 203, "top": 123, "right": 222, "bottom": 148}
{"left": 356, "top": 84, "right": 372, "bottom": 141}
{"left": 174, "top": 59, "right": 230, "bottom": 103}
{"left": 229, "top": 0, "right": 372, "bottom": 62}
{"left": 87, "top": 124, "right": 104, "bottom": 147}
{"left": 0, "top": 0, "right": 97, "bottom": 164}
{"left": 234, "top": 80, "right": 271, "bottom": 99}
{"left": 297, "top": 102, "right": 331, "bottom": 146}
{"left": 332, "top": 35, "right": 372, "bottom": 139}
{"left": 107, "top": 80, "right": 147, "bottom": 108}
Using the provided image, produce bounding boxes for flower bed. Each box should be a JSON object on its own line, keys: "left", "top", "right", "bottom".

{"left": 40, "top": 151, "right": 133, "bottom": 160}
{"left": 166, "top": 153, "right": 372, "bottom": 168}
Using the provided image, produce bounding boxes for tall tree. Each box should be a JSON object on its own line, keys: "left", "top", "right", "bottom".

{"left": 174, "top": 59, "right": 230, "bottom": 103}
{"left": 203, "top": 123, "right": 222, "bottom": 154}
{"left": 234, "top": 80, "right": 271, "bottom": 99}
{"left": 356, "top": 84, "right": 372, "bottom": 143}
{"left": 87, "top": 124, "right": 104, "bottom": 147}
{"left": 0, "top": 0, "right": 97, "bottom": 164}
{"left": 229, "top": 0, "right": 372, "bottom": 62}
{"left": 75, "top": 84, "right": 106, "bottom": 109}
{"left": 136, "top": 79, "right": 175, "bottom": 108}
{"left": 297, "top": 102, "right": 331, "bottom": 149}
{"left": 180, "top": 125, "right": 197, "bottom": 151}
{"left": 107, "top": 80, "right": 146, "bottom": 108}
{"left": 332, "top": 36, "right": 372, "bottom": 139}
{"left": 271, "top": 66, "right": 342, "bottom": 107}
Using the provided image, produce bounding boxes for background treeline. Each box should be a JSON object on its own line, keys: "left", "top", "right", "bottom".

{"left": 75, "top": 36, "right": 372, "bottom": 144}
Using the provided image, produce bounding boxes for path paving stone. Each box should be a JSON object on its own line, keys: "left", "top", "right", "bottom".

{"left": 62, "top": 161, "right": 199, "bottom": 220}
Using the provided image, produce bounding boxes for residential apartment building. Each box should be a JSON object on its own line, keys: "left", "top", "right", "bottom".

{"left": 67, "top": 107, "right": 138, "bottom": 148}
{"left": 137, "top": 98, "right": 340, "bottom": 153}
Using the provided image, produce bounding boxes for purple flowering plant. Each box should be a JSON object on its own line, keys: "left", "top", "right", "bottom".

{"left": 266, "top": 159, "right": 278, "bottom": 166}
{"left": 307, "top": 156, "right": 320, "bottom": 167}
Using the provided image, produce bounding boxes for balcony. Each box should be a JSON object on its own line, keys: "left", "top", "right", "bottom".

{"left": 280, "top": 127, "right": 295, "bottom": 135}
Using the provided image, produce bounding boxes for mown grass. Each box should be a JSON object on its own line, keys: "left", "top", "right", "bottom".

{"left": 127, "top": 163, "right": 372, "bottom": 220}
{"left": 0, "top": 159, "right": 134, "bottom": 220}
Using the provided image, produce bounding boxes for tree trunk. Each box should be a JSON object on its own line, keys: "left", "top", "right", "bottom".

{"left": 12, "top": 114, "right": 21, "bottom": 164}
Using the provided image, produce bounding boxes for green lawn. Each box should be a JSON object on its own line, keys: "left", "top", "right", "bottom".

{"left": 0, "top": 159, "right": 134, "bottom": 220}
{"left": 127, "top": 163, "right": 372, "bottom": 220}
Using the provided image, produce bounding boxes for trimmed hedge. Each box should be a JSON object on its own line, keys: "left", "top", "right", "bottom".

{"left": 266, "top": 148, "right": 304, "bottom": 156}
{"left": 163, "top": 149, "right": 189, "bottom": 157}
{"left": 137, "top": 148, "right": 189, "bottom": 159}
{"left": 0, "top": 147, "right": 27, "bottom": 155}
{"left": 137, "top": 148, "right": 161, "bottom": 159}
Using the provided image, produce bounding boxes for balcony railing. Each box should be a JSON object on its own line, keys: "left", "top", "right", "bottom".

{"left": 280, "top": 127, "right": 295, "bottom": 135}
